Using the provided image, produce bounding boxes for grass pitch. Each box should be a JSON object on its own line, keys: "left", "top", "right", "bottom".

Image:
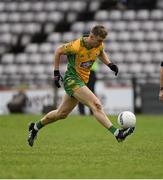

{"left": 0, "top": 114, "right": 163, "bottom": 179}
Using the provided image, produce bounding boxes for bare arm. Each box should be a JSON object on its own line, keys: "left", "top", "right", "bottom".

{"left": 53, "top": 45, "right": 67, "bottom": 88}
{"left": 98, "top": 50, "right": 111, "bottom": 65}
{"left": 53, "top": 40, "right": 78, "bottom": 88}
{"left": 159, "top": 65, "right": 163, "bottom": 101}
{"left": 53, "top": 46, "right": 64, "bottom": 70}
{"left": 160, "top": 67, "right": 163, "bottom": 88}
{"left": 98, "top": 50, "right": 119, "bottom": 76}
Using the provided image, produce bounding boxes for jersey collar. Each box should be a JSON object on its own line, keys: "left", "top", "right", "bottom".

{"left": 80, "top": 35, "right": 92, "bottom": 50}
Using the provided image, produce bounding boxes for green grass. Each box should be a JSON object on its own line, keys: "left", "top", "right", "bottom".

{"left": 0, "top": 114, "right": 163, "bottom": 179}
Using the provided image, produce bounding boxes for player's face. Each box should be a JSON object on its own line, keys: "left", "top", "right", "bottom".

{"left": 90, "top": 34, "right": 105, "bottom": 47}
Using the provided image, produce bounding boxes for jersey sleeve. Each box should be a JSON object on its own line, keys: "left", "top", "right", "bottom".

{"left": 61, "top": 39, "right": 79, "bottom": 54}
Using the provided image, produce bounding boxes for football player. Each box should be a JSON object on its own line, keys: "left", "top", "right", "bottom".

{"left": 28, "top": 25, "right": 134, "bottom": 146}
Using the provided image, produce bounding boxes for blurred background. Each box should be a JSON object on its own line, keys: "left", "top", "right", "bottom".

{"left": 0, "top": 0, "right": 163, "bottom": 115}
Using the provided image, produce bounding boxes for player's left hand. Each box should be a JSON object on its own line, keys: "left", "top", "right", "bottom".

{"left": 108, "top": 63, "right": 119, "bottom": 76}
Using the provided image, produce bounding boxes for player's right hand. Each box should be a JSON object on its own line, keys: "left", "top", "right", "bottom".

{"left": 54, "top": 70, "right": 63, "bottom": 88}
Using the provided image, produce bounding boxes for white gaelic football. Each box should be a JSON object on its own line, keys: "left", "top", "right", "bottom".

{"left": 117, "top": 111, "right": 136, "bottom": 128}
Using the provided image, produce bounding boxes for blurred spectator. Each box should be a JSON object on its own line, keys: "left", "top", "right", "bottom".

{"left": 159, "top": 62, "right": 163, "bottom": 101}
{"left": 7, "top": 89, "right": 28, "bottom": 113}
{"left": 127, "top": 0, "right": 157, "bottom": 9}
{"left": 99, "top": 0, "right": 157, "bottom": 10}
{"left": 100, "top": 0, "right": 118, "bottom": 10}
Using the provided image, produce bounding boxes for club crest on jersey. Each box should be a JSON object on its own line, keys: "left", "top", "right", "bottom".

{"left": 80, "top": 60, "right": 94, "bottom": 69}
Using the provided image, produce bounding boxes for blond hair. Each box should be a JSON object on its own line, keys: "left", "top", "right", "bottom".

{"left": 91, "top": 25, "right": 108, "bottom": 38}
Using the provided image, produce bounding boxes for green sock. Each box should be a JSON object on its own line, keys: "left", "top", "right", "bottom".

{"left": 108, "top": 126, "right": 117, "bottom": 135}
{"left": 35, "top": 121, "right": 44, "bottom": 130}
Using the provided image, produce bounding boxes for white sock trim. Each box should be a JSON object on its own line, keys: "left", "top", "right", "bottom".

{"left": 34, "top": 123, "right": 39, "bottom": 131}
{"left": 114, "top": 129, "right": 119, "bottom": 136}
